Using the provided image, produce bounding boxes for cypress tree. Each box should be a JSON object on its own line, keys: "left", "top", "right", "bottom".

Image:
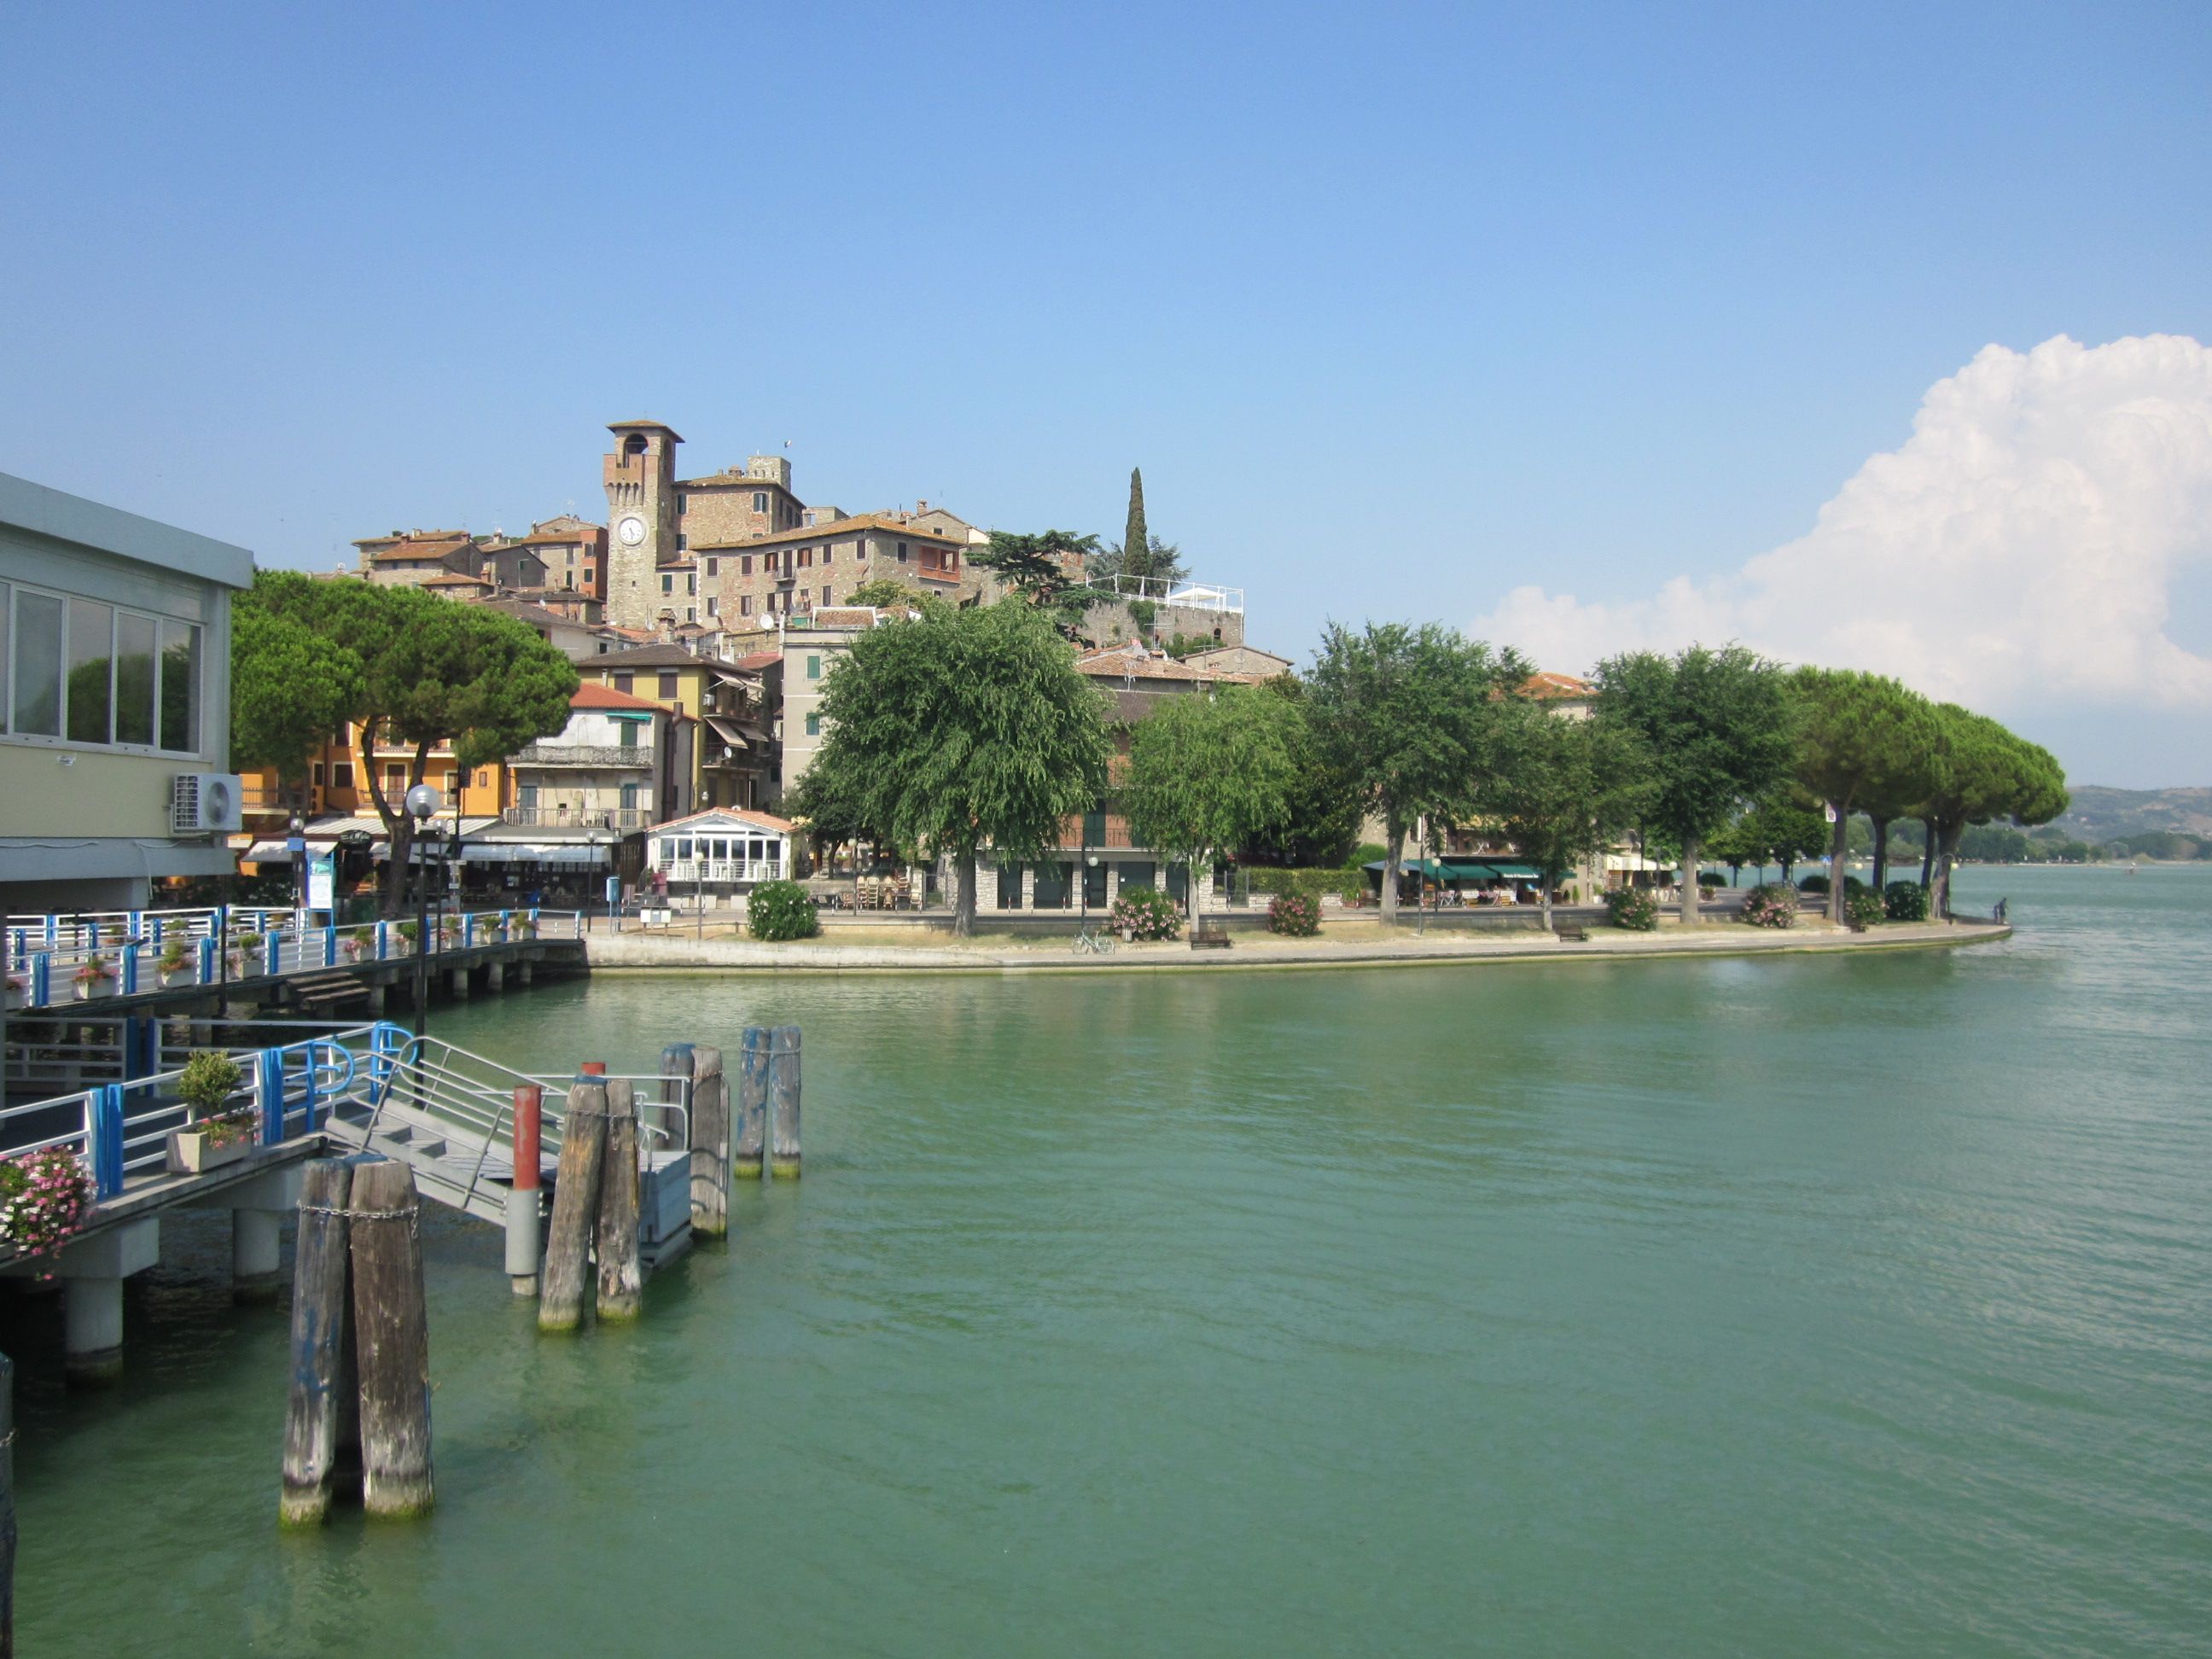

{"left": 1123, "top": 468, "right": 1149, "bottom": 580}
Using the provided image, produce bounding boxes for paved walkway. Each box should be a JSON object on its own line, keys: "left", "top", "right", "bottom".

{"left": 586, "top": 918, "right": 2011, "bottom": 975}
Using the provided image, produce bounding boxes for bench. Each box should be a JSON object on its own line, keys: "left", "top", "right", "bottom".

{"left": 1189, "top": 928, "right": 1232, "bottom": 951}
{"left": 1553, "top": 923, "right": 1589, "bottom": 943}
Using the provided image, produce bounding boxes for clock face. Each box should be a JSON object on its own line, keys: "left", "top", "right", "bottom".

{"left": 617, "top": 515, "right": 647, "bottom": 547}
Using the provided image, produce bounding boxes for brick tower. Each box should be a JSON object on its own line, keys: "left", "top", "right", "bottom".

{"left": 602, "top": 420, "right": 682, "bottom": 628}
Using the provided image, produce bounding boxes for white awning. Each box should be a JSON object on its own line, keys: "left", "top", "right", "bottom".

{"left": 462, "top": 843, "right": 609, "bottom": 865}
{"left": 1604, "top": 853, "right": 1668, "bottom": 872}
{"left": 704, "top": 716, "right": 750, "bottom": 749}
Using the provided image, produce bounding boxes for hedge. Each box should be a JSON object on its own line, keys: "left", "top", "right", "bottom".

{"left": 1245, "top": 866, "right": 1367, "bottom": 905}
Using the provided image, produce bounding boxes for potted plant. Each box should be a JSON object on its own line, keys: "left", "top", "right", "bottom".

{"left": 3, "top": 971, "right": 23, "bottom": 1010}
{"left": 339, "top": 932, "right": 366, "bottom": 962}
{"left": 166, "top": 1051, "right": 259, "bottom": 1173}
{"left": 73, "top": 953, "right": 116, "bottom": 1000}
{"left": 511, "top": 913, "right": 539, "bottom": 938}
{"left": 395, "top": 920, "right": 419, "bottom": 956}
{"left": 157, "top": 939, "right": 193, "bottom": 987}
{"left": 438, "top": 917, "right": 462, "bottom": 949}
{"left": 233, "top": 932, "right": 264, "bottom": 975}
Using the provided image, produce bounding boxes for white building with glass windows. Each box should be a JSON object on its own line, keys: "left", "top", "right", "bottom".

{"left": 0, "top": 472, "right": 249, "bottom": 913}
{"left": 648, "top": 806, "right": 795, "bottom": 905}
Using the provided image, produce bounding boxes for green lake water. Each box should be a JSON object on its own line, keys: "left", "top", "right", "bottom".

{"left": 9, "top": 865, "right": 2210, "bottom": 1655}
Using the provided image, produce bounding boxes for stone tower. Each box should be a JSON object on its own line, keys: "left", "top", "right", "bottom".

{"left": 602, "top": 419, "right": 682, "bottom": 628}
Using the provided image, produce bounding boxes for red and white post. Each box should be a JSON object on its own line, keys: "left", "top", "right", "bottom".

{"left": 506, "top": 1083, "right": 544, "bottom": 1296}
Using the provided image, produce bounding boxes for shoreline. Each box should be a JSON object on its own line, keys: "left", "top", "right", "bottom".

{"left": 581, "top": 917, "right": 2012, "bottom": 976}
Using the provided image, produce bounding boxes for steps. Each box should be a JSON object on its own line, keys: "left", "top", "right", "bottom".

{"left": 284, "top": 969, "right": 373, "bottom": 1014}
{"left": 321, "top": 1094, "right": 529, "bottom": 1226}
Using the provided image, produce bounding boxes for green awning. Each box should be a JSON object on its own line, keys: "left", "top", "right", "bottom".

{"left": 1480, "top": 862, "right": 1545, "bottom": 880}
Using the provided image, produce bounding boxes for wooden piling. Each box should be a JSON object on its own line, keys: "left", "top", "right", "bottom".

{"left": 348, "top": 1159, "right": 434, "bottom": 1519}
{"left": 280, "top": 1157, "right": 356, "bottom": 1527}
{"left": 506, "top": 1084, "right": 544, "bottom": 1296}
{"left": 2, "top": 1351, "right": 15, "bottom": 1658}
{"left": 689, "top": 1045, "right": 730, "bottom": 1237}
{"left": 538, "top": 1076, "right": 608, "bottom": 1331}
{"left": 595, "top": 1080, "right": 643, "bottom": 1321}
{"left": 736, "top": 1026, "right": 769, "bottom": 1180}
{"left": 769, "top": 1024, "right": 802, "bottom": 1179}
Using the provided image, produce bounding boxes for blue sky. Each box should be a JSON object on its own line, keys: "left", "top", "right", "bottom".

{"left": 5, "top": 3, "right": 2209, "bottom": 786}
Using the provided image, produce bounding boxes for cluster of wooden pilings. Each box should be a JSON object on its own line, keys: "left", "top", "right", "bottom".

{"left": 279, "top": 1155, "right": 434, "bottom": 1524}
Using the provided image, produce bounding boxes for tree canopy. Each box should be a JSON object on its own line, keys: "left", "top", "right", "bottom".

{"left": 1790, "top": 667, "right": 1941, "bottom": 921}
{"left": 1121, "top": 684, "right": 1302, "bottom": 924}
{"left": 241, "top": 574, "right": 577, "bottom": 910}
{"left": 969, "top": 530, "right": 1102, "bottom": 638}
{"left": 1234, "top": 675, "right": 1364, "bottom": 868}
{"left": 1480, "top": 701, "right": 1654, "bottom": 925}
{"left": 230, "top": 572, "right": 363, "bottom": 779}
{"left": 804, "top": 600, "right": 1111, "bottom": 933}
{"left": 1594, "top": 644, "right": 1796, "bottom": 924}
{"left": 1306, "top": 622, "right": 1528, "bottom": 922}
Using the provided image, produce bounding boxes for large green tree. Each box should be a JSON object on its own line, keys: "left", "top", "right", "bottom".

{"left": 1916, "top": 707, "right": 2069, "bottom": 917}
{"left": 1594, "top": 644, "right": 1796, "bottom": 925}
{"left": 806, "top": 600, "right": 1112, "bottom": 934}
{"left": 247, "top": 576, "right": 578, "bottom": 912}
{"left": 970, "top": 530, "right": 1103, "bottom": 638}
{"left": 1306, "top": 622, "right": 1528, "bottom": 923}
{"left": 1789, "top": 667, "right": 1941, "bottom": 923}
{"left": 1480, "top": 702, "right": 1654, "bottom": 928}
{"left": 1235, "top": 676, "right": 1364, "bottom": 868}
{"left": 230, "top": 571, "right": 363, "bottom": 781}
{"left": 1121, "top": 684, "right": 1302, "bottom": 931}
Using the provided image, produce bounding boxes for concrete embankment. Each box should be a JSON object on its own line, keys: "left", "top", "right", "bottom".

{"left": 584, "top": 918, "right": 2011, "bottom": 975}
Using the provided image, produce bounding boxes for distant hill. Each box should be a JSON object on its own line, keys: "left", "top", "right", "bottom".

{"left": 2054, "top": 786, "right": 2212, "bottom": 843}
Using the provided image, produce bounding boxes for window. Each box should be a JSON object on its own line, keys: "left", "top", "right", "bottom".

{"left": 677, "top": 534, "right": 688, "bottom": 552}
{"left": 798, "top": 548, "right": 811, "bottom": 568}
{"left": 705, "top": 558, "right": 717, "bottom": 577}
{"left": 620, "top": 783, "right": 639, "bottom": 811}
{"left": 678, "top": 494, "right": 689, "bottom": 515}
{"left": 685, "top": 607, "right": 696, "bottom": 622}
{"left": 740, "top": 556, "right": 752, "bottom": 577}
{"left": 333, "top": 762, "right": 355, "bottom": 788}
{"left": 804, "top": 712, "right": 820, "bottom": 736}
{"left": 661, "top": 573, "right": 673, "bottom": 594}
{"left": 806, "top": 655, "right": 821, "bottom": 680}
{"left": 820, "top": 585, "right": 831, "bottom": 606}
{"left": 856, "top": 540, "right": 868, "bottom": 562}
{"left": 521, "top": 783, "right": 539, "bottom": 808}
{"left": 706, "top": 597, "right": 719, "bottom": 617}
{"left": 311, "top": 761, "right": 324, "bottom": 786}
{"left": 896, "top": 541, "right": 909, "bottom": 562}
{"left": 739, "top": 596, "right": 751, "bottom": 616}
{"left": 3, "top": 585, "right": 201, "bottom": 752}
{"left": 619, "top": 720, "right": 638, "bottom": 749}
{"left": 820, "top": 543, "right": 833, "bottom": 564}
{"left": 657, "top": 672, "right": 678, "bottom": 698}
{"left": 614, "top": 672, "right": 634, "bottom": 694}
{"left": 686, "top": 573, "right": 696, "bottom": 594}
{"left": 385, "top": 764, "right": 405, "bottom": 795}
{"left": 476, "top": 770, "right": 490, "bottom": 787}
{"left": 752, "top": 492, "right": 767, "bottom": 512}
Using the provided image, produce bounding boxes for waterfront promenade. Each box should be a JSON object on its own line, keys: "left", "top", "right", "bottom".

{"left": 587, "top": 915, "right": 2009, "bottom": 973}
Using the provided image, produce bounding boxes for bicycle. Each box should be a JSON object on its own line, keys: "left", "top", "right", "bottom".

{"left": 1073, "top": 928, "right": 1116, "bottom": 955}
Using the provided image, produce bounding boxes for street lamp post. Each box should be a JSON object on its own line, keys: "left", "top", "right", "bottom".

{"left": 405, "top": 783, "right": 443, "bottom": 1039}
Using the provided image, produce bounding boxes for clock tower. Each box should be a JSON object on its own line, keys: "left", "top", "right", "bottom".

{"left": 602, "top": 419, "right": 682, "bottom": 629}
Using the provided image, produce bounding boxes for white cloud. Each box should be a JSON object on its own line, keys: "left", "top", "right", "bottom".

{"left": 1475, "top": 334, "right": 2212, "bottom": 713}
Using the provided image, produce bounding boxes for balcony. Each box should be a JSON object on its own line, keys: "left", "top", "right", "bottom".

{"left": 501, "top": 806, "right": 655, "bottom": 830}
{"left": 512, "top": 742, "right": 655, "bottom": 768}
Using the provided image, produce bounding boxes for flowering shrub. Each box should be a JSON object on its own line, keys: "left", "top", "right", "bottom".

{"left": 1267, "top": 893, "right": 1321, "bottom": 936}
{"left": 748, "top": 879, "right": 821, "bottom": 941}
{"left": 1743, "top": 883, "right": 1799, "bottom": 928}
{"left": 73, "top": 953, "right": 114, "bottom": 987}
{"left": 1845, "top": 892, "right": 1885, "bottom": 929}
{"left": 192, "top": 1107, "right": 260, "bottom": 1148}
{"left": 1883, "top": 881, "right": 1930, "bottom": 923}
{"left": 340, "top": 934, "right": 366, "bottom": 960}
{"left": 158, "top": 940, "right": 191, "bottom": 975}
{"left": 0, "top": 1146, "right": 95, "bottom": 1259}
{"left": 1604, "top": 887, "right": 1659, "bottom": 931}
{"left": 1110, "top": 887, "right": 1184, "bottom": 940}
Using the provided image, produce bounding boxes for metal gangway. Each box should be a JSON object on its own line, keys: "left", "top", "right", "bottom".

{"left": 0, "top": 1019, "right": 686, "bottom": 1231}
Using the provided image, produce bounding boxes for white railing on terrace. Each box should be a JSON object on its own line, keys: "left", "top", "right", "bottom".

{"left": 512, "top": 742, "right": 655, "bottom": 767}
{"left": 658, "top": 859, "right": 783, "bottom": 885}
{"left": 1078, "top": 573, "right": 1244, "bottom": 613}
{"left": 3, "top": 906, "right": 584, "bottom": 1012}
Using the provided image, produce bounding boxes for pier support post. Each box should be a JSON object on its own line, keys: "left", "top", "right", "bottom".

{"left": 736, "top": 1027, "right": 769, "bottom": 1181}
{"left": 281, "top": 1158, "right": 357, "bottom": 1527}
{"left": 485, "top": 960, "right": 504, "bottom": 994}
{"left": 515, "top": 958, "right": 534, "bottom": 987}
{"left": 686, "top": 1045, "right": 729, "bottom": 1237}
{"left": 595, "top": 1080, "right": 643, "bottom": 1321}
{"left": 538, "top": 1074, "right": 608, "bottom": 1332}
{"left": 447, "top": 966, "right": 469, "bottom": 1000}
{"left": 770, "top": 1024, "right": 802, "bottom": 1179}
{"left": 63, "top": 1278, "right": 125, "bottom": 1388}
{"left": 505, "top": 1086, "right": 543, "bottom": 1297}
{"left": 349, "top": 1159, "right": 433, "bottom": 1519}
{"left": 2, "top": 1351, "right": 15, "bottom": 1656}
{"left": 364, "top": 981, "right": 387, "bottom": 1016}
{"left": 232, "top": 1208, "right": 283, "bottom": 1305}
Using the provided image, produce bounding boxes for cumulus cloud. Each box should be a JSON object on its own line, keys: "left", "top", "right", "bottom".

{"left": 1475, "top": 334, "right": 2212, "bottom": 713}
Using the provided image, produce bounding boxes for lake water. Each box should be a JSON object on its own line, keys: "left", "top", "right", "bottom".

{"left": 10, "top": 865, "right": 2210, "bottom": 1655}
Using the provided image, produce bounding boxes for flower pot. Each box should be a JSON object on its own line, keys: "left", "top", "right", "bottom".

{"left": 158, "top": 966, "right": 190, "bottom": 988}
{"left": 166, "top": 1127, "right": 256, "bottom": 1175}
{"left": 75, "top": 979, "right": 115, "bottom": 1001}
{"left": 3, "top": 987, "right": 22, "bottom": 1010}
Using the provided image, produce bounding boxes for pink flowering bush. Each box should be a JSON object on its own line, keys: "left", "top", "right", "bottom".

{"left": 0, "top": 1146, "right": 95, "bottom": 1259}
{"left": 1267, "top": 893, "right": 1321, "bottom": 936}
{"left": 1109, "top": 888, "right": 1183, "bottom": 940}
{"left": 1743, "top": 883, "right": 1799, "bottom": 928}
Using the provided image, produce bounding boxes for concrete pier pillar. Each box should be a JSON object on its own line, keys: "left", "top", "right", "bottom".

{"left": 64, "top": 1277, "right": 125, "bottom": 1387}
{"left": 484, "top": 960, "right": 504, "bottom": 993}
{"left": 448, "top": 966, "right": 470, "bottom": 999}
{"left": 232, "top": 1208, "right": 283, "bottom": 1304}
{"left": 364, "top": 981, "right": 387, "bottom": 1016}
{"left": 515, "top": 958, "right": 533, "bottom": 987}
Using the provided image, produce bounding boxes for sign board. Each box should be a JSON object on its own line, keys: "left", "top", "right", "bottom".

{"left": 605, "top": 876, "right": 622, "bottom": 905}
{"left": 307, "top": 853, "right": 335, "bottom": 911}
{"left": 1823, "top": 804, "right": 1839, "bottom": 824}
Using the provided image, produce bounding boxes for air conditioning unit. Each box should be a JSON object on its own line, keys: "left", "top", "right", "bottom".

{"left": 172, "top": 773, "right": 243, "bottom": 835}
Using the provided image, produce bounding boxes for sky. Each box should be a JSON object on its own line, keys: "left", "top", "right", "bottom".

{"left": 3, "top": 2, "right": 2209, "bottom": 788}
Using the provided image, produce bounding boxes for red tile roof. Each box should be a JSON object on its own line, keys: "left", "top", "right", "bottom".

{"left": 570, "top": 684, "right": 668, "bottom": 713}
{"left": 1522, "top": 672, "right": 1594, "bottom": 700}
